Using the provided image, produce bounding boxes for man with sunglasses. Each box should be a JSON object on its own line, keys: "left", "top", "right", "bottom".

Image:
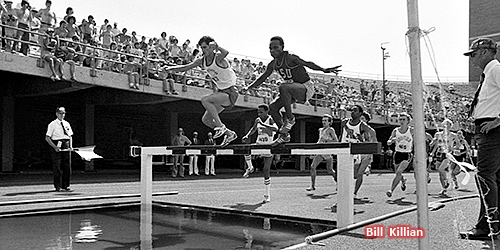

{"left": 243, "top": 36, "right": 341, "bottom": 145}
{"left": 460, "top": 38, "right": 500, "bottom": 240}
{"left": 45, "top": 107, "right": 73, "bottom": 192}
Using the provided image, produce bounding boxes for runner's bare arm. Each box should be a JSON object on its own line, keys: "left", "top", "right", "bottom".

{"left": 244, "top": 60, "right": 275, "bottom": 90}
{"left": 292, "top": 54, "right": 341, "bottom": 74}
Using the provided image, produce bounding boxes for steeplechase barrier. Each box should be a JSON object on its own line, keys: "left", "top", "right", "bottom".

{"left": 130, "top": 142, "right": 381, "bottom": 228}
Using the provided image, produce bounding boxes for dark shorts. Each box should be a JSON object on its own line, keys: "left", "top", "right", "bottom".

{"left": 220, "top": 86, "right": 238, "bottom": 110}
{"left": 394, "top": 151, "right": 413, "bottom": 165}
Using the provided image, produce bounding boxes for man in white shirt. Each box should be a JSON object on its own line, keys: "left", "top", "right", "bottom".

{"left": 45, "top": 107, "right": 73, "bottom": 192}
{"left": 460, "top": 38, "right": 500, "bottom": 240}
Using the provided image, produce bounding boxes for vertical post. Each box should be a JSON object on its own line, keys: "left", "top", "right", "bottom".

{"left": 84, "top": 104, "right": 95, "bottom": 171}
{"left": 1, "top": 96, "right": 14, "bottom": 172}
{"left": 337, "top": 152, "right": 354, "bottom": 228}
{"left": 406, "top": 1, "right": 430, "bottom": 249}
{"left": 140, "top": 152, "right": 153, "bottom": 249}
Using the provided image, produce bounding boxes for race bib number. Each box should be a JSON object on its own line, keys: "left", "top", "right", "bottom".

{"left": 258, "top": 137, "right": 269, "bottom": 143}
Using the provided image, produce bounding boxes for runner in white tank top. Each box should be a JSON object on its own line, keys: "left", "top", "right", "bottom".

{"left": 338, "top": 105, "right": 376, "bottom": 201}
{"left": 241, "top": 105, "right": 278, "bottom": 203}
{"left": 162, "top": 36, "right": 239, "bottom": 147}
{"left": 306, "top": 114, "right": 339, "bottom": 192}
{"left": 386, "top": 112, "right": 414, "bottom": 198}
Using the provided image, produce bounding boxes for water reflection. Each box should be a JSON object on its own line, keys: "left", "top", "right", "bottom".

{"left": 74, "top": 219, "right": 102, "bottom": 243}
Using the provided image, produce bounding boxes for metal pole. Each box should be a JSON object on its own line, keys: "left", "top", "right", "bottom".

{"left": 406, "top": 0, "right": 430, "bottom": 249}
{"left": 382, "top": 46, "right": 386, "bottom": 105}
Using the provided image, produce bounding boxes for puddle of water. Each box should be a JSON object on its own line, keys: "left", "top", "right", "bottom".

{"left": 0, "top": 203, "right": 335, "bottom": 249}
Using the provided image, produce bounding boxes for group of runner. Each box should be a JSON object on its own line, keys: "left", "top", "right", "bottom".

{"left": 164, "top": 34, "right": 471, "bottom": 203}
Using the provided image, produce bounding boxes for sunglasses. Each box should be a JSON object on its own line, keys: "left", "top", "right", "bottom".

{"left": 469, "top": 50, "right": 481, "bottom": 58}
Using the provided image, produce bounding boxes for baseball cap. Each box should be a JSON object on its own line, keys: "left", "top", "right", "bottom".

{"left": 56, "top": 107, "right": 66, "bottom": 113}
{"left": 464, "top": 38, "right": 498, "bottom": 56}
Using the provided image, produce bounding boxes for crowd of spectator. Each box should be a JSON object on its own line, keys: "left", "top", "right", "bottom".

{"left": 0, "top": 0, "right": 476, "bottom": 132}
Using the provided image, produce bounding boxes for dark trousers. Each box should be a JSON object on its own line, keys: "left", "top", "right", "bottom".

{"left": 50, "top": 140, "right": 71, "bottom": 190}
{"left": 13, "top": 23, "right": 29, "bottom": 55}
{"left": 475, "top": 125, "right": 500, "bottom": 230}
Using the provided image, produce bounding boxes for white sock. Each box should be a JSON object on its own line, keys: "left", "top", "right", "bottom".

{"left": 245, "top": 155, "right": 253, "bottom": 170}
{"left": 264, "top": 178, "right": 271, "bottom": 196}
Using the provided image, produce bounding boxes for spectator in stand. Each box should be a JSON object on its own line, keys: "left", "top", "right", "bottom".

{"left": 1, "top": 0, "right": 18, "bottom": 52}
{"left": 205, "top": 132, "right": 216, "bottom": 175}
{"left": 105, "top": 41, "right": 120, "bottom": 72}
{"left": 54, "top": 35, "right": 77, "bottom": 81}
{"left": 232, "top": 57, "right": 241, "bottom": 75}
{"left": 139, "top": 36, "right": 148, "bottom": 52}
{"left": 169, "top": 38, "right": 181, "bottom": 61}
{"left": 171, "top": 127, "right": 191, "bottom": 178}
{"left": 177, "top": 43, "right": 190, "bottom": 64}
{"left": 98, "top": 18, "right": 108, "bottom": 36}
{"left": 37, "top": 0, "right": 56, "bottom": 38}
{"left": 241, "top": 59, "right": 255, "bottom": 79}
{"left": 185, "top": 39, "right": 193, "bottom": 53}
{"left": 40, "top": 28, "right": 64, "bottom": 81}
{"left": 63, "top": 7, "right": 73, "bottom": 23}
{"left": 54, "top": 20, "right": 68, "bottom": 38}
{"left": 115, "top": 28, "right": 130, "bottom": 45}
{"left": 189, "top": 131, "right": 201, "bottom": 176}
{"left": 99, "top": 24, "right": 113, "bottom": 49}
{"left": 110, "top": 22, "right": 120, "bottom": 37}
{"left": 14, "top": 0, "right": 31, "bottom": 56}
{"left": 65, "top": 16, "right": 79, "bottom": 40}
{"left": 131, "top": 31, "right": 138, "bottom": 44}
{"left": 158, "top": 32, "right": 168, "bottom": 55}
{"left": 122, "top": 44, "right": 140, "bottom": 89}
{"left": 81, "top": 15, "right": 95, "bottom": 43}
{"left": 185, "top": 48, "right": 199, "bottom": 64}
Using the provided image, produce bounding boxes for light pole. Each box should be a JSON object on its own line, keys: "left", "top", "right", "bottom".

{"left": 381, "top": 43, "right": 390, "bottom": 111}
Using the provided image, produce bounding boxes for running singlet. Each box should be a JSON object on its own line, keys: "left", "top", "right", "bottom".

{"left": 341, "top": 119, "right": 361, "bottom": 143}
{"left": 394, "top": 128, "right": 413, "bottom": 153}
{"left": 318, "top": 127, "right": 336, "bottom": 143}
{"left": 274, "top": 51, "right": 310, "bottom": 84}
{"left": 434, "top": 132, "right": 453, "bottom": 153}
{"left": 202, "top": 56, "right": 236, "bottom": 90}
{"left": 256, "top": 116, "right": 276, "bottom": 145}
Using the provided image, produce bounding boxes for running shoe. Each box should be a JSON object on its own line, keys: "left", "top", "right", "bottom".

{"left": 443, "top": 180, "right": 450, "bottom": 189}
{"left": 364, "top": 165, "right": 371, "bottom": 176}
{"left": 386, "top": 190, "right": 393, "bottom": 197}
{"left": 438, "top": 189, "right": 447, "bottom": 197}
{"left": 279, "top": 117, "right": 296, "bottom": 133}
{"left": 306, "top": 186, "right": 316, "bottom": 191}
{"left": 401, "top": 177, "right": 407, "bottom": 191}
{"left": 263, "top": 194, "right": 270, "bottom": 203}
{"left": 271, "top": 133, "right": 291, "bottom": 146}
{"left": 243, "top": 167, "right": 254, "bottom": 178}
{"left": 213, "top": 125, "right": 227, "bottom": 139}
{"left": 220, "top": 130, "right": 237, "bottom": 147}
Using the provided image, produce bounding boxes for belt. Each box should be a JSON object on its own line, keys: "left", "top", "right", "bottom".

{"left": 41, "top": 22, "right": 52, "bottom": 26}
{"left": 475, "top": 117, "right": 496, "bottom": 126}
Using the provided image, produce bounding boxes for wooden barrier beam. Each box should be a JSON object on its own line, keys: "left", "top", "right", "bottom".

{"left": 130, "top": 142, "right": 381, "bottom": 157}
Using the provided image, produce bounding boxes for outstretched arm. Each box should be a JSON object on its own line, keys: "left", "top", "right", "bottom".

{"left": 291, "top": 54, "right": 341, "bottom": 74}
{"left": 242, "top": 119, "right": 259, "bottom": 142}
{"left": 162, "top": 57, "right": 202, "bottom": 72}
{"left": 244, "top": 61, "right": 275, "bottom": 90}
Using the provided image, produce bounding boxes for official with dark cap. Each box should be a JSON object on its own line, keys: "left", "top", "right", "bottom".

{"left": 460, "top": 38, "right": 500, "bottom": 240}
{"left": 45, "top": 107, "right": 74, "bottom": 192}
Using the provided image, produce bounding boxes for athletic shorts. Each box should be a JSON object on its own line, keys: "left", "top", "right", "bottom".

{"left": 220, "top": 86, "right": 238, "bottom": 110}
{"left": 393, "top": 151, "right": 413, "bottom": 165}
